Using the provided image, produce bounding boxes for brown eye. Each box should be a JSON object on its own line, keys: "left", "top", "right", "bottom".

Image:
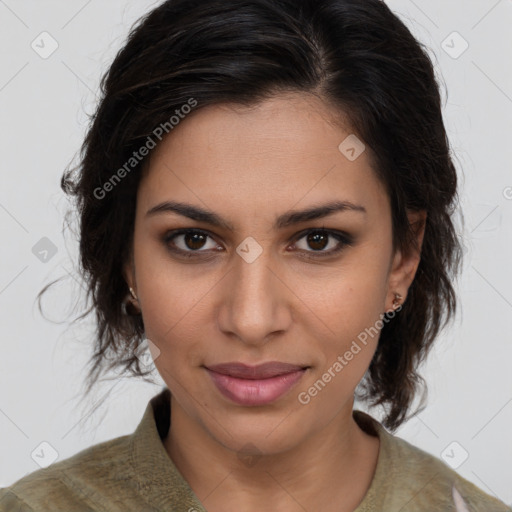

{"left": 163, "top": 228, "right": 353, "bottom": 261}
{"left": 164, "top": 229, "right": 220, "bottom": 254}
{"left": 306, "top": 231, "right": 329, "bottom": 251}
{"left": 183, "top": 232, "right": 208, "bottom": 250}
{"left": 293, "top": 229, "right": 354, "bottom": 259}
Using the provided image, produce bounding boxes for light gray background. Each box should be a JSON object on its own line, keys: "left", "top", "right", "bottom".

{"left": 0, "top": 0, "right": 511, "bottom": 505}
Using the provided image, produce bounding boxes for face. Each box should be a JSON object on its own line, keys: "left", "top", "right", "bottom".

{"left": 124, "top": 93, "right": 424, "bottom": 455}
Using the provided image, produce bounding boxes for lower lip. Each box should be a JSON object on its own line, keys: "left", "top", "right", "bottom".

{"left": 205, "top": 368, "right": 307, "bottom": 406}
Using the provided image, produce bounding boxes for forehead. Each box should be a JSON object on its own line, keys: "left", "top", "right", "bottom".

{"left": 138, "top": 93, "right": 388, "bottom": 221}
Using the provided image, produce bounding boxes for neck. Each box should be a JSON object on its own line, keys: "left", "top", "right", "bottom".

{"left": 164, "top": 396, "right": 380, "bottom": 512}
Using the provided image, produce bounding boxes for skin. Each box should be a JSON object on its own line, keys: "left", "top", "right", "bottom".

{"left": 124, "top": 92, "right": 426, "bottom": 512}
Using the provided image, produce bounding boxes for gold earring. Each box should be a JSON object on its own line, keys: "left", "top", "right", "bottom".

{"left": 392, "top": 293, "right": 403, "bottom": 309}
{"left": 129, "top": 287, "right": 138, "bottom": 301}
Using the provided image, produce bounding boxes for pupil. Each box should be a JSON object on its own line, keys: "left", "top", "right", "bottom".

{"left": 308, "top": 232, "right": 328, "bottom": 251}
{"left": 185, "top": 232, "right": 206, "bottom": 250}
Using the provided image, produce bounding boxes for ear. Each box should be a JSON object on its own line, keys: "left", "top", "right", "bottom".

{"left": 385, "top": 209, "right": 427, "bottom": 310}
{"left": 122, "top": 252, "right": 136, "bottom": 294}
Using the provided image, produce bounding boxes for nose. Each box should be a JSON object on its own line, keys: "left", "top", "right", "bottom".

{"left": 217, "top": 242, "right": 292, "bottom": 347}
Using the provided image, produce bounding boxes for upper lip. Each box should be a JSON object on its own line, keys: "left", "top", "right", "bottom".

{"left": 205, "top": 362, "right": 308, "bottom": 379}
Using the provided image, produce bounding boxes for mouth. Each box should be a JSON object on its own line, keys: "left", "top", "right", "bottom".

{"left": 204, "top": 362, "right": 310, "bottom": 406}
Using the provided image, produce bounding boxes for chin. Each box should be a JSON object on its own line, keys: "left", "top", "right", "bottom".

{"left": 203, "top": 403, "right": 311, "bottom": 455}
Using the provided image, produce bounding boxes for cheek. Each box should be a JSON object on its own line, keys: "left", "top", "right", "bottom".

{"left": 301, "top": 248, "right": 390, "bottom": 377}
{"left": 133, "top": 243, "right": 214, "bottom": 368}
{"left": 297, "top": 278, "right": 385, "bottom": 413}
{"left": 310, "top": 253, "right": 389, "bottom": 337}
{"left": 134, "top": 229, "right": 211, "bottom": 318}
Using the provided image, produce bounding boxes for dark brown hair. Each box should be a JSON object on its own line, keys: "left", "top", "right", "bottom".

{"left": 39, "top": 0, "right": 462, "bottom": 431}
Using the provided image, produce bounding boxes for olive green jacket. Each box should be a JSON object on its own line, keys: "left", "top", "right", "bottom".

{"left": 1, "top": 388, "right": 510, "bottom": 511}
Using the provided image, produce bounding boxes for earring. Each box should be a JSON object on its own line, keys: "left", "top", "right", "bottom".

{"left": 129, "top": 287, "right": 138, "bottom": 301}
{"left": 392, "top": 293, "right": 403, "bottom": 309}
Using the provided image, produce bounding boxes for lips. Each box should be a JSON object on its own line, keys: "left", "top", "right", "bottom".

{"left": 205, "top": 362, "right": 307, "bottom": 379}
{"left": 204, "top": 362, "right": 309, "bottom": 406}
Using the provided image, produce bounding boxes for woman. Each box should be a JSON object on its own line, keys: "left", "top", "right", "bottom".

{"left": 1, "top": 0, "right": 510, "bottom": 511}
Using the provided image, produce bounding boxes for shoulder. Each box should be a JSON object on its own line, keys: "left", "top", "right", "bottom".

{"left": 354, "top": 410, "right": 512, "bottom": 512}
{"left": 389, "top": 433, "right": 509, "bottom": 511}
{"left": 0, "top": 434, "right": 136, "bottom": 511}
{"left": 0, "top": 388, "right": 179, "bottom": 512}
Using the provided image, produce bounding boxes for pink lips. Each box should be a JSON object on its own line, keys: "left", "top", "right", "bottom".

{"left": 205, "top": 362, "right": 308, "bottom": 406}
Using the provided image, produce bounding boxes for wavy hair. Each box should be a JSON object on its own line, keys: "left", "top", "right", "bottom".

{"left": 38, "top": 0, "right": 463, "bottom": 431}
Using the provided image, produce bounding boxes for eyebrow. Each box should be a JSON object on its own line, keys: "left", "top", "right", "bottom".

{"left": 145, "top": 199, "right": 366, "bottom": 231}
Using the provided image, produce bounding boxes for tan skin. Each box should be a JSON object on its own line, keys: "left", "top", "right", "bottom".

{"left": 124, "top": 92, "right": 426, "bottom": 512}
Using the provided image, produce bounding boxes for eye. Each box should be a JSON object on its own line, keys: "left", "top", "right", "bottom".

{"left": 292, "top": 229, "right": 353, "bottom": 258}
{"left": 164, "top": 229, "right": 221, "bottom": 257}
{"left": 163, "top": 228, "right": 353, "bottom": 260}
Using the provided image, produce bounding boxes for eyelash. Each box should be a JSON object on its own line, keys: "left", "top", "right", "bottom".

{"left": 162, "top": 228, "right": 354, "bottom": 260}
